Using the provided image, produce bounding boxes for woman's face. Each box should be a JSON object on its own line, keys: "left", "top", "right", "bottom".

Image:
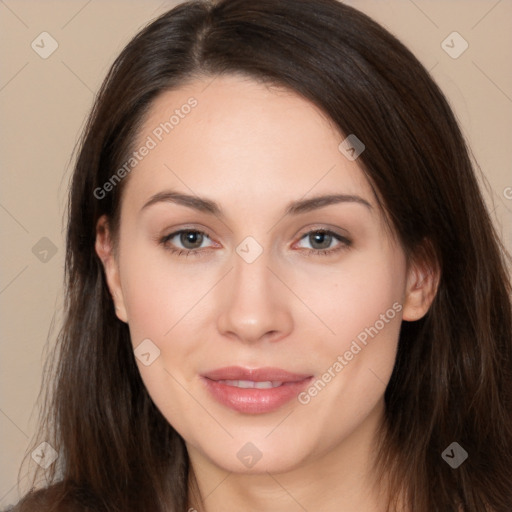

{"left": 97, "top": 74, "right": 431, "bottom": 475}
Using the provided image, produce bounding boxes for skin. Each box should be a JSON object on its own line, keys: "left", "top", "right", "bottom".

{"left": 95, "top": 74, "right": 438, "bottom": 512}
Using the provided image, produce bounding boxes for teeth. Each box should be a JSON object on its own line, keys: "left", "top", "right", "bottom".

{"left": 218, "top": 380, "right": 284, "bottom": 389}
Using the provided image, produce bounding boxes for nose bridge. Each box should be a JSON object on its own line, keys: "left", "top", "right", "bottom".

{"left": 216, "top": 241, "right": 293, "bottom": 343}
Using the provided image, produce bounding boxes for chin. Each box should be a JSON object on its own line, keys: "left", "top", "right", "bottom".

{"left": 193, "top": 435, "right": 312, "bottom": 475}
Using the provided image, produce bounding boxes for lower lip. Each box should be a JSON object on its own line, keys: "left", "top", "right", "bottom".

{"left": 201, "top": 376, "right": 313, "bottom": 414}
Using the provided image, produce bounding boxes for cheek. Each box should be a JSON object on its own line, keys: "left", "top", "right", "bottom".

{"left": 292, "top": 244, "right": 405, "bottom": 412}
{"left": 118, "top": 244, "right": 211, "bottom": 437}
{"left": 291, "top": 245, "right": 406, "bottom": 356}
{"left": 119, "top": 240, "right": 205, "bottom": 344}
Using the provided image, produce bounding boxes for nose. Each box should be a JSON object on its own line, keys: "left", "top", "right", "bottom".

{"left": 216, "top": 250, "right": 293, "bottom": 345}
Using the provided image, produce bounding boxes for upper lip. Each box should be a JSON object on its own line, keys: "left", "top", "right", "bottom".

{"left": 202, "top": 366, "right": 312, "bottom": 382}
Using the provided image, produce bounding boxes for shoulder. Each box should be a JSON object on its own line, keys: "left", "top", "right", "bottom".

{"left": 3, "top": 482, "right": 67, "bottom": 512}
{"left": 3, "top": 482, "right": 103, "bottom": 512}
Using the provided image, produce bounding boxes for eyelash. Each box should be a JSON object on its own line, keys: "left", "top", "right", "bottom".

{"left": 158, "top": 228, "right": 352, "bottom": 258}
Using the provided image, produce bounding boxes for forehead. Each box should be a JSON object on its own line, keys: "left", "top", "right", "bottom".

{"left": 121, "top": 74, "right": 375, "bottom": 218}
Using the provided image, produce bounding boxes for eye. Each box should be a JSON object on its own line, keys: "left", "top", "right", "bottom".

{"left": 159, "top": 229, "right": 216, "bottom": 257}
{"left": 295, "top": 229, "right": 351, "bottom": 256}
{"left": 159, "top": 228, "right": 351, "bottom": 258}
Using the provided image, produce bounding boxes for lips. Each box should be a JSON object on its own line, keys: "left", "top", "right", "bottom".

{"left": 201, "top": 366, "right": 313, "bottom": 414}
{"left": 202, "top": 366, "right": 311, "bottom": 382}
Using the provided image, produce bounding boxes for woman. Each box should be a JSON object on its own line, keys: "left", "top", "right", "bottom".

{"left": 7, "top": 0, "right": 512, "bottom": 510}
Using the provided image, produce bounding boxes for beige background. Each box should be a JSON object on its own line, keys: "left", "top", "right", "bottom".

{"left": 1, "top": 0, "right": 511, "bottom": 506}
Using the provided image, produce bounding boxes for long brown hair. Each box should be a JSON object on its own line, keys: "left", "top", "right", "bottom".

{"left": 8, "top": 0, "right": 512, "bottom": 510}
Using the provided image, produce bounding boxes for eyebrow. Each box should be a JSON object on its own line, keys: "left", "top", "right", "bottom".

{"left": 140, "top": 190, "right": 372, "bottom": 217}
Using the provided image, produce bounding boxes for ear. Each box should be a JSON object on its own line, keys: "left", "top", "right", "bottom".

{"left": 95, "top": 215, "right": 128, "bottom": 323}
{"left": 402, "top": 244, "right": 440, "bottom": 322}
